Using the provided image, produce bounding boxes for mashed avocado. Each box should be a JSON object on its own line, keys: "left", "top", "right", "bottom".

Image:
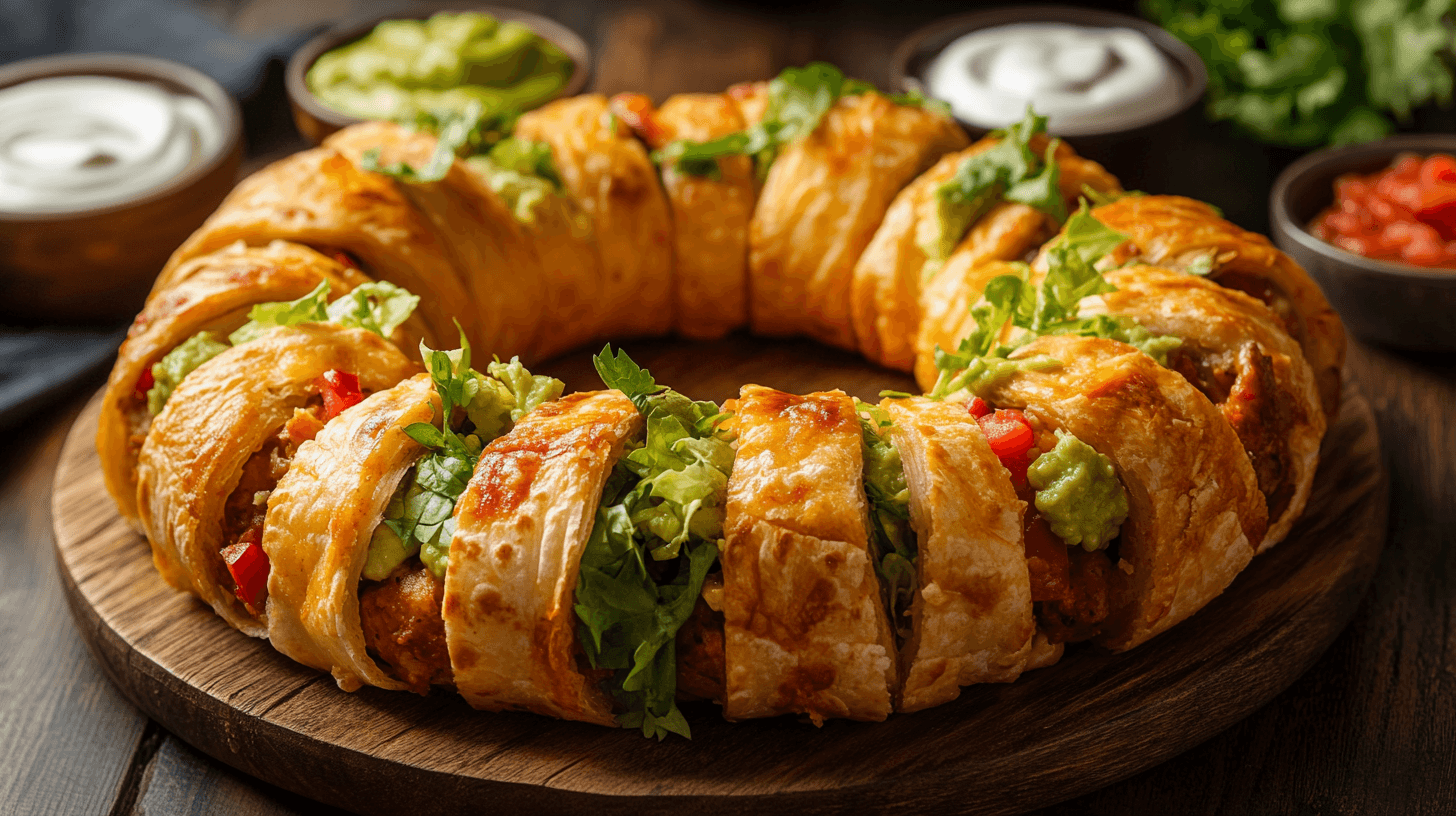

{"left": 1027, "top": 430, "right": 1128, "bottom": 552}
{"left": 307, "top": 12, "right": 573, "bottom": 121}
{"left": 147, "top": 332, "right": 228, "bottom": 416}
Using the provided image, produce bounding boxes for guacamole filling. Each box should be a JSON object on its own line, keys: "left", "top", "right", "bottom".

{"left": 856, "top": 402, "right": 916, "bottom": 643}
{"left": 1015, "top": 426, "right": 1130, "bottom": 645}
{"left": 144, "top": 280, "right": 419, "bottom": 416}
{"left": 574, "top": 346, "right": 734, "bottom": 740}
{"left": 306, "top": 11, "right": 573, "bottom": 122}
{"left": 358, "top": 335, "right": 564, "bottom": 693}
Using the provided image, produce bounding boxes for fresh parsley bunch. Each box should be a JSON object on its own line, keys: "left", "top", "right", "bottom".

{"left": 1144, "top": 0, "right": 1455, "bottom": 146}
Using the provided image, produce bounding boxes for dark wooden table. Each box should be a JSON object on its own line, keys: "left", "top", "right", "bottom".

{"left": 4, "top": 1, "right": 1455, "bottom": 813}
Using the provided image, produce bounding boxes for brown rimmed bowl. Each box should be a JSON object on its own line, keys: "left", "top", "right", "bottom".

{"left": 0, "top": 53, "right": 242, "bottom": 325}
{"left": 888, "top": 5, "right": 1207, "bottom": 189}
{"left": 285, "top": 5, "right": 592, "bottom": 146}
{"left": 1271, "top": 134, "right": 1456, "bottom": 352}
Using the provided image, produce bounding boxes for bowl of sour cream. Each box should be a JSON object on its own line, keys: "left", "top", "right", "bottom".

{"left": 0, "top": 53, "right": 241, "bottom": 324}
{"left": 892, "top": 6, "right": 1206, "bottom": 177}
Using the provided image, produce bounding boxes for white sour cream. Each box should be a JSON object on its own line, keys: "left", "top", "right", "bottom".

{"left": 926, "top": 23, "right": 1185, "bottom": 136}
{"left": 0, "top": 76, "right": 223, "bottom": 214}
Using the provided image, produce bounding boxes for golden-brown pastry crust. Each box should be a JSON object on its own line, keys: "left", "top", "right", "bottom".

{"left": 979, "top": 336, "right": 1266, "bottom": 651}
{"left": 444, "top": 390, "right": 642, "bottom": 726}
{"left": 855, "top": 135, "right": 1119, "bottom": 371}
{"left": 913, "top": 259, "right": 1030, "bottom": 391}
{"left": 136, "top": 325, "right": 418, "bottom": 638}
{"left": 1091, "top": 195, "right": 1346, "bottom": 418}
{"left": 883, "top": 397, "right": 1034, "bottom": 712}
{"left": 264, "top": 374, "right": 437, "bottom": 690}
{"left": 1086, "top": 265, "right": 1326, "bottom": 551}
{"left": 722, "top": 385, "right": 896, "bottom": 723}
{"left": 153, "top": 147, "right": 462, "bottom": 349}
{"left": 324, "top": 122, "right": 547, "bottom": 360}
{"left": 654, "top": 93, "right": 757, "bottom": 340}
{"left": 98, "top": 241, "right": 372, "bottom": 531}
{"left": 750, "top": 93, "right": 968, "bottom": 351}
{"left": 515, "top": 95, "right": 674, "bottom": 342}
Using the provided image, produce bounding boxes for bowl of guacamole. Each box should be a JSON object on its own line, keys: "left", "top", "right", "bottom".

{"left": 286, "top": 6, "right": 589, "bottom": 144}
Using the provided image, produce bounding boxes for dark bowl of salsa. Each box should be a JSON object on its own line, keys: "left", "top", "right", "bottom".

{"left": 1271, "top": 134, "right": 1456, "bottom": 352}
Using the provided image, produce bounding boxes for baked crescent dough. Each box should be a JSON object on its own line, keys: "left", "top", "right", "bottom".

{"left": 654, "top": 93, "right": 757, "bottom": 340}
{"left": 135, "top": 325, "right": 419, "bottom": 638}
{"left": 445, "top": 390, "right": 642, "bottom": 726}
{"left": 514, "top": 95, "right": 674, "bottom": 341}
{"left": 1085, "top": 265, "right": 1326, "bottom": 551}
{"left": 749, "top": 93, "right": 969, "bottom": 351}
{"left": 98, "top": 241, "right": 372, "bottom": 530}
{"left": 1090, "top": 195, "right": 1346, "bottom": 418}
{"left": 323, "top": 122, "right": 547, "bottom": 360}
{"left": 722, "top": 385, "right": 896, "bottom": 722}
{"left": 883, "top": 397, "right": 1034, "bottom": 712}
{"left": 854, "top": 135, "right": 1119, "bottom": 371}
{"left": 979, "top": 336, "right": 1267, "bottom": 651}
{"left": 152, "top": 147, "right": 461, "bottom": 349}
{"left": 913, "top": 259, "right": 1029, "bottom": 391}
{"left": 265, "top": 374, "right": 437, "bottom": 691}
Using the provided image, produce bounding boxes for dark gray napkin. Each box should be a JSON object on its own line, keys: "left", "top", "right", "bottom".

{"left": 0, "top": 326, "right": 125, "bottom": 432}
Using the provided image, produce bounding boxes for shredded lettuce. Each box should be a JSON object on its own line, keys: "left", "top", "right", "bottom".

{"left": 855, "top": 400, "right": 916, "bottom": 640}
{"left": 574, "top": 345, "right": 735, "bottom": 739}
{"left": 362, "top": 100, "right": 521, "bottom": 182}
{"left": 228, "top": 280, "right": 418, "bottom": 345}
{"left": 145, "top": 332, "right": 228, "bottom": 415}
{"left": 362, "top": 329, "right": 564, "bottom": 581}
{"left": 922, "top": 110, "right": 1066, "bottom": 267}
{"left": 653, "top": 62, "right": 944, "bottom": 181}
{"left": 930, "top": 206, "right": 1182, "bottom": 398}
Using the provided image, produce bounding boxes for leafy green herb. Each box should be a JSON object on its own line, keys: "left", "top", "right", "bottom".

{"left": 1143, "top": 0, "right": 1455, "bottom": 146}
{"left": 855, "top": 400, "right": 916, "bottom": 640}
{"left": 363, "top": 328, "right": 564, "bottom": 581}
{"left": 922, "top": 110, "right": 1066, "bottom": 267}
{"left": 930, "top": 207, "right": 1182, "bottom": 398}
{"left": 362, "top": 99, "right": 521, "bottom": 182}
{"left": 575, "top": 346, "right": 735, "bottom": 739}
{"left": 653, "top": 62, "right": 944, "bottom": 181}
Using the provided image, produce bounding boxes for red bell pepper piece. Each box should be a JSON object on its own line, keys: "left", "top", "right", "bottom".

{"left": 221, "top": 529, "right": 269, "bottom": 611}
{"left": 317, "top": 369, "right": 363, "bottom": 420}
{"left": 965, "top": 396, "right": 991, "bottom": 418}
{"left": 978, "top": 408, "right": 1036, "bottom": 483}
{"left": 332, "top": 251, "right": 360, "bottom": 270}
{"left": 134, "top": 367, "right": 155, "bottom": 402}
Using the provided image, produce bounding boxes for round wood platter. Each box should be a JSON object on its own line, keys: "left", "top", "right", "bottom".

{"left": 53, "top": 336, "right": 1387, "bottom": 816}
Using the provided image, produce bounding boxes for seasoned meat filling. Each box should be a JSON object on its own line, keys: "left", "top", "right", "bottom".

{"left": 1017, "top": 482, "right": 1128, "bottom": 644}
{"left": 675, "top": 596, "right": 726, "bottom": 703}
{"left": 359, "top": 564, "right": 453, "bottom": 694}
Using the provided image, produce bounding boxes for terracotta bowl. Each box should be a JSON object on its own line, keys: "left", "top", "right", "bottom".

{"left": 1271, "top": 135, "right": 1456, "bottom": 352}
{"left": 285, "top": 5, "right": 592, "bottom": 146}
{"left": 0, "top": 53, "right": 242, "bottom": 325}
{"left": 888, "top": 5, "right": 1207, "bottom": 185}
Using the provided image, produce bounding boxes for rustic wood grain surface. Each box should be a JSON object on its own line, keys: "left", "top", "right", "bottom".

{"left": 4, "top": 0, "right": 1454, "bottom": 814}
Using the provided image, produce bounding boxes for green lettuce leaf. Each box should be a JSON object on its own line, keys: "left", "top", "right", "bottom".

{"left": 146, "top": 332, "right": 229, "bottom": 415}
{"left": 855, "top": 400, "right": 916, "bottom": 639}
{"left": 576, "top": 346, "right": 735, "bottom": 738}
{"left": 228, "top": 281, "right": 329, "bottom": 345}
{"left": 229, "top": 280, "right": 419, "bottom": 345}
{"left": 362, "top": 99, "right": 519, "bottom": 182}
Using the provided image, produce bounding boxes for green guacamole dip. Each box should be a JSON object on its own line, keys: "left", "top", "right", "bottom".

{"left": 1027, "top": 429, "right": 1128, "bottom": 552}
{"left": 307, "top": 12, "right": 573, "bottom": 121}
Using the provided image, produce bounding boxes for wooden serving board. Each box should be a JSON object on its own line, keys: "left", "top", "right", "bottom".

{"left": 53, "top": 337, "right": 1387, "bottom": 816}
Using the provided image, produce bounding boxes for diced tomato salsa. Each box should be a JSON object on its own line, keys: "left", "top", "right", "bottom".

{"left": 1311, "top": 153, "right": 1456, "bottom": 269}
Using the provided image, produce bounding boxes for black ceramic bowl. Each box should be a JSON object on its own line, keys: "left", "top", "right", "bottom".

{"left": 285, "top": 5, "right": 591, "bottom": 145}
{"left": 889, "top": 5, "right": 1206, "bottom": 191}
{"left": 1271, "top": 135, "right": 1456, "bottom": 352}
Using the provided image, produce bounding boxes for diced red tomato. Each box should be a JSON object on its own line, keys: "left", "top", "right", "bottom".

{"left": 1313, "top": 152, "right": 1456, "bottom": 268}
{"left": 317, "top": 369, "right": 363, "bottom": 420}
{"left": 977, "top": 408, "right": 1036, "bottom": 484}
{"left": 134, "top": 367, "right": 155, "bottom": 402}
{"left": 609, "top": 93, "right": 668, "bottom": 148}
{"left": 331, "top": 251, "right": 360, "bottom": 270}
{"left": 221, "top": 528, "right": 269, "bottom": 610}
{"left": 965, "top": 396, "right": 991, "bottom": 418}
